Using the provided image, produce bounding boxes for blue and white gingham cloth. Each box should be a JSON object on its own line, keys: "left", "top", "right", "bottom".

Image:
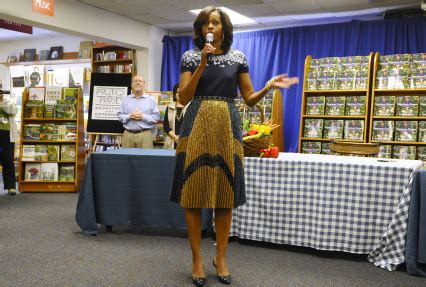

{"left": 231, "top": 153, "right": 423, "bottom": 271}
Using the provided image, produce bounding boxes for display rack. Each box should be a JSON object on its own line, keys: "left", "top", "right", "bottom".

{"left": 369, "top": 52, "right": 426, "bottom": 160}
{"left": 91, "top": 45, "right": 136, "bottom": 77}
{"left": 298, "top": 53, "right": 374, "bottom": 154}
{"left": 18, "top": 87, "right": 85, "bottom": 192}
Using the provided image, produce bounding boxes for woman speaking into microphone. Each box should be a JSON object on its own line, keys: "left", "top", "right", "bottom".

{"left": 170, "top": 6, "right": 298, "bottom": 286}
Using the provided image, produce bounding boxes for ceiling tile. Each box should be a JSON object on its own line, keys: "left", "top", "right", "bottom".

{"left": 228, "top": 3, "right": 282, "bottom": 17}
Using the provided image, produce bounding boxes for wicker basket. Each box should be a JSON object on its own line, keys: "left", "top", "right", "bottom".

{"left": 242, "top": 104, "right": 271, "bottom": 157}
{"left": 243, "top": 135, "right": 271, "bottom": 157}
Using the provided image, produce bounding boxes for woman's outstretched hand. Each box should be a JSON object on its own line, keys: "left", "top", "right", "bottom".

{"left": 271, "top": 74, "right": 299, "bottom": 89}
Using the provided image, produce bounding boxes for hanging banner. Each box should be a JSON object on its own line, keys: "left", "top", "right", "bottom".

{"left": 0, "top": 20, "right": 33, "bottom": 34}
{"left": 32, "top": 0, "right": 55, "bottom": 17}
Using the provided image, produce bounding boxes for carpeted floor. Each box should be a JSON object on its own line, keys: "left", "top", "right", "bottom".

{"left": 0, "top": 188, "right": 425, "bottom": 286}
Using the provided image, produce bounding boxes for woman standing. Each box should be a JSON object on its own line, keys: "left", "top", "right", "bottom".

{"left": 0, "top": 91, "right": 18, "bottom": 196}
{"left": 170, "top": 6, "right": 298, "bottom": 286}
{"left": 163, "top": 83, "right": 188, "bottom": 149}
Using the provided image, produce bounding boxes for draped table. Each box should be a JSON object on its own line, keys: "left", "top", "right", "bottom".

{"left": 75, "top": 148, "right": 213, "bottom": 235}
{"left": 229, "top": 153, "right": 422, "bottom": 271}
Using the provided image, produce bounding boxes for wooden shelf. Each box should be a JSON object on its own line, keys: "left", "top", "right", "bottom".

{"left": 22, "top": 140, "right": 77, "bottom": 144}
{"left": 18, "top": 181, "right": 76, "bottom": 192}
{"left": 304, "top": 90, "right": 367, "bottom": 95}
{"left": 299, "top": 53, "right": 374, "bottom": 154}
{"left": 302, "top": 115, "right": 366, "bottom": 119}
{"left": 1, "top": 58, "right": 90, "bottom": 67}
{"left": 93, "top": 59, "right": 132, "bottom": 63}
{"left": 372, "top": 116, "right": 426, "bottom": 120}
{"left": 373, "top": 89, "right": 426, "bottom": 94}
{"left": 301, "top": 138, "right": 364, "bottom": 142}
{"left": 371, "top": 140, "right": 426, "bottom": 145}
{"left": 22, "top": 118, "right": 77, "bottom": 122}
{"left": 19, "top": 88, "right": 85, "bottom": 193}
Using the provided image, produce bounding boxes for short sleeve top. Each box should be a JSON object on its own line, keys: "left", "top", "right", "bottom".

{"left": 180, "top": 48, "right": 249, "bottom": 100}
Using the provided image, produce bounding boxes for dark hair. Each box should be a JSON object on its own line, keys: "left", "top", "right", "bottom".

{"left": 193, "top": 6, "right": 233, "bottom": 53}
{"left": 172, "top": 83, "right": 179, "bottom": 102}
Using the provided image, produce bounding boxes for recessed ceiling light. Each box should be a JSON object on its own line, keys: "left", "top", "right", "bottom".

{"left": 189, "top": 7, "right": 256, "bottom": 25}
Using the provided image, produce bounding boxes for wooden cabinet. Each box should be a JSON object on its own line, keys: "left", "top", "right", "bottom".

{"left": 369, "top": 52, "right": 426, "bottom": 160}
{"left": 91, "top": 45, "right": 136, "bottom": 76}
{"left": 298, "top": 53, "right": 374, "bottom": 154}
{"left": 18, "top": 87, "right": 85, "bottom": 192}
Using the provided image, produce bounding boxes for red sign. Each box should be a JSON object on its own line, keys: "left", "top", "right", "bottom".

{"left": 32, "top": 0, "right": 55, "bottom": 17}
{"left": 0, "top": 20, "right": 33, "bottom": 34}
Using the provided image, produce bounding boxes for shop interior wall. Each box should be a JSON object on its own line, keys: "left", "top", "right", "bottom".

{"left": 0, "top": 0, "right": 171, "bottom": 90}
{"left": 0, "top": 35, "right": 89, "bottom": 90}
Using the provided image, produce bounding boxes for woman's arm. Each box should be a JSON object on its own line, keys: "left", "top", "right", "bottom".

{"left": 238, "top": 73, "right": 299, "bottom": 107}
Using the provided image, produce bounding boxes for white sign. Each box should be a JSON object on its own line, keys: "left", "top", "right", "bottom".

{"left": 92, "top": 86, "right": 128, "bottom": 120}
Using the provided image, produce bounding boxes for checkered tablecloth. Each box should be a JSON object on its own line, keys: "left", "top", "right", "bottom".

{"left": 231, "top": 153, "right": 423, "bottom": 271}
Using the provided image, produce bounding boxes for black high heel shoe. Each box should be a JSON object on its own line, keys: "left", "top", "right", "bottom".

{"left": 213, "top": 259, "right": 231, "bottom": 285}
{"left": 192, "top": 276, "right": 206, "bottom": 287}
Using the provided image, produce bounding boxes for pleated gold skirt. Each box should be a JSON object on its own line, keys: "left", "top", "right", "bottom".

{"left": 170, "top": 98, "right": 246, "bottom": 208}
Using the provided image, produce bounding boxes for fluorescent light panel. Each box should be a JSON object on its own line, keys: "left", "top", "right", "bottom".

{"left": 190, "top": 7, "right": 256, "bottom": 25}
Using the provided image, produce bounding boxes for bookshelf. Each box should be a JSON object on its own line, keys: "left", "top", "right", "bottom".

{"left": 369, "top": 52, "right": 426, "bottom": 160}
{"left": 298, "top": 53, "right": 374, "bottom": 154}
{"left": 1, "top": 52, "right": 90, "bottom": 67}
{"left": 91, "top": 45, "right": 135, "bottom": 76}
{"left": 18, "top": 87, "right": 85, "bottom": 192}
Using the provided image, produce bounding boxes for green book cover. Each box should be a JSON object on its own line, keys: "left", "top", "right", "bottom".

{"left": 25, "top": 100, "right": 44, "bottom": 118}
{"left": 306, "top": 70, "right": 318, "bottom": 90}
{"left": 301, "top": 141, "right": 321, "bottom": 154}
{"left": 376, "top": 69, "right": 389, "bottom": 89}
{"left": 396, "top": 96, "right": 419, "bottom": 117}
{"left": 378, "top": 145, "right": 392, "bottom": 159}
{"left": 303, "top": 119, "right": 323, "bottom": 139}
{"left": 355, "top": 70, "right": 368, "bottom": 90}
{"left": 345, "top": 95, "right": 366, "bottom": 116}
{"left": 417, "top": 146, "right": 426, "bottom": 162}
{"left": 418, "top": 121, "right": 426, "bottom": 142}
{"left": 24, "top": 124, "right": 41, "bottom": 140}
{"left": 410, "top": 67, "right": 425, "bottom": 89}
{"left": 63, "top": 88, "right": 79, "bottom": 104}
{"left": 323, "top": 119, "right": 344, "bottom": 139}
{"left": 325, "top": 96, "right": 346, "bottom": 116}
{"left": 40, "top": 124, "right": 54, "bottom": 141}
{"left": 344, "top": 120, "right": 364, "bottom": 140}
{"left": 60, "top": 145, "right": 76, "bottom": 161}
{"left": 372, "top": 120, "right": 394, "bottom": 141}
{"left": 34, "top": 145, "right": 48, "bottom": 161}
{"left": 321, "top": 142, "right": 331, "bottom": 155}
{"left": 419, "top": 97, "right": 426, "bottom": 116}
{"left": 59, "top": 164, "right": 75, "bottom": 181}
{"left": 306, "top": 96, "right": 325, "bottom": 115}
{"left": 47, "top": 145, "right": 60, "bottom": 161}
{"left": 335, "top": 70, "right": 355, "bottom": 90}
{"left": 374, "top": 96, "right": 395, "bottom": 116}
{"left": 394, "top": 120, "right": 418, "bottom": 142}
{"left": 393, "top": 145, "right": 416, "bottom": 160}
{"left": 44, "top": 104, "right": 55, "bottom": 118}
{"left": 317, "top": 69, "right": 335, "bottom": 90}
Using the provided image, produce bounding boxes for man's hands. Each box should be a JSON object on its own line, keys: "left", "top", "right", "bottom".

{"left": 130, "top": 110, "right": 143, "bottom": 121}
{"left": 169, "top": 131, "right": 179, "bottom": 142}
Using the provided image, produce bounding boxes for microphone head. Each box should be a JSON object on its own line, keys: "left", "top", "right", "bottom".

{"left": 206, "top": 33, "right": 214, "bottom": 44}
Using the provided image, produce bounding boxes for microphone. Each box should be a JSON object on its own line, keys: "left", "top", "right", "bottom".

{"left": 206, "top": 33, "right": 214, "bottom": 64}
{"left": 206, "top": 33, "right": 214, "bottom": 44}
